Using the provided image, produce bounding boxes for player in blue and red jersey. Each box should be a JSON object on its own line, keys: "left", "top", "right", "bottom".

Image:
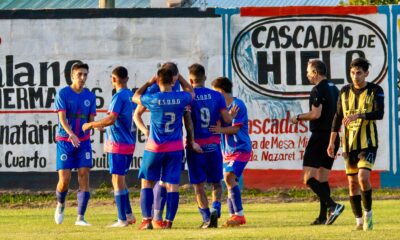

{"left": 186, "top": 64, "right": 235, "bottom": 228}
{"left": 132, "top": 68, "right": 194, "bottom": 230}
{"left": 134, "top": 62, "right": 200, "bottom": 229}
{"left": 82, "top": 66, "right": 137, "bottom": 227}
{"left": 54, "top": 62, "right": 96, "bottom": 226}
{"left": 209, "top": 77, "right": 252, "bottom": 227}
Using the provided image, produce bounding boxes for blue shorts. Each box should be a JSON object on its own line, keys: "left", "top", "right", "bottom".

{"left": 138, "top": 150, "right": 183, "bottom": 184}
{"left": 186, "top": 144, "right": 223, "bottom": 184}
{"left": 223, "top": 161, "right": 248, "bottom": 179}
{"left": 56, "top": 140, "right": 93, "bottom": 171}
{"left": 108, "top": 153, "right": 133, "bottom": 175}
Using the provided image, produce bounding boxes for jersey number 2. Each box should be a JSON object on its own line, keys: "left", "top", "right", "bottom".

{"left": 165, "top": 112, "right": 176, "bottom": 133}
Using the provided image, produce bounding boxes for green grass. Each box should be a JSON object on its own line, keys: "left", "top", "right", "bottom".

{"left": 0, "top": 200, "right": 399, "bottom": 239}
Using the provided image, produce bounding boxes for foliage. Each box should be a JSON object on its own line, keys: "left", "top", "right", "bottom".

{"left": 340, "top": 0, "right": 399, "bottom": 5}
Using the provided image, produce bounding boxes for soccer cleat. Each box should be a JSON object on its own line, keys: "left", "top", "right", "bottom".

{"left": 326, "top": 204, "right": 345, "bottom": 225}
{"left": 54, "top": 205, "right": 65, "bottom": 224}
{"left": 199, "top": 221, "right": 211, "bottom": 229}
{"left": 138, "top": 219, "right": 153, "bottom": 230}
{"left": 310, "top": 218, "right": 326, "bottom": 225}
{"left": 163, "top": 220, "right": 173, "bottom": 229}
{"left": 126, "top": 214, "right": 136, "bottom": 225}
{"left": 363, "top": 214, "right": 373, "bottom": 231}
{"left": 209, "top": 210, "right": 218, "bottom": 228}
{"left": 354, "top": 224, "right": 363, "bottom": 231}
{"left": 223, "top": 215, "right": 246, "bottom": 227}
{"left": 75, "top": 219, "right": 92, "bottom": 226}
{"left": 108, "top": 220, "right": 128, "bottom": 228}
{"left": 152, "top": 220, "right": 165, "bottom": 229}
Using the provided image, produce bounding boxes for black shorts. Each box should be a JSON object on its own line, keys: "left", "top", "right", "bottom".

{"left": 343, "top": 148, "right": 377, "bottom": 175}
{"left": 303, "top": 132, "right": 339, "bottom": 170}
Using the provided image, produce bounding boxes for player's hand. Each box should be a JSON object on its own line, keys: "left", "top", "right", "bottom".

{"left": 327, "top": 143, "right": 336, "bottom": 158}
{"left": 209, "top": 121, "right": 222, "bottom": 134}
{"left": 68, "top": 133, "right": 81, "bottom": 148}
{"left": 229, "top": 104, "right": 240, "bottom": 119}
{"left": 343, "top": 114, "right": 358, "bottom": 127}
{"left": 148, "top": 75, "right": 157, "bottom": 85}
{"left": 143, "top": 129, "right": 149, "bottom": 140}
{"left": 82, "top": 123, "right": 92, "bottom": 132}
{"left": 95, "top": 127, "right": 105, "bottom": 132}
{"left": 191, "top": 142, "right": 203, "bottom": 153}
{"left": 290, "top": 116, "right": 298, "bottom": 124}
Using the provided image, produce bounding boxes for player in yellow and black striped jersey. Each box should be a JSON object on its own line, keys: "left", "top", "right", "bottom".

{"left": 327, "top": 58, "right": 384, "bottom": 231}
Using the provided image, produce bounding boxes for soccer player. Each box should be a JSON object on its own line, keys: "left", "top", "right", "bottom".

{"left": 54, "top": 62, "right": 96, "bottom": 226}
{"left": 186, "top": 64, "right": 235, "bottom": 228}
{"left": 132, "top": 68, "right": 194, "bottom": 230}
{"left": 290, "top": 59, "right": 344, "bottom": 225}
{"left": 134, "top": 62, "right": 200, "bottom": 228}
{"left": 82, "top": 66, "right": 136, "bottom": 227}
{"left": 209, "top": 77, "right": 252, "bottom": 227}
{"left": 327, "top": 58, "right": 384, "bottom": 231}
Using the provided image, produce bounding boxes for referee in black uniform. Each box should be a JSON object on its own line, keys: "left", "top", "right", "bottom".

{"left": 291, "top": 59, "right": 344, "bottom": 225}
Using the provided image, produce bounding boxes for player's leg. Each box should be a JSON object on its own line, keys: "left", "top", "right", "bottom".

{"left": 162, "top": 151, "right": 183, "bottom": 229}
{"left": 153, "top": 181, "right": 167, "bottom": 225}
{"left": 187, "top": 148, "right": 212, "bottom": 228}
{"left": 138, "top": 150, "right": 160, "bottom": 230}
{"left": 346, "top": 153, "right": 363, "bottom": 230}
{"left": 208, "top": 147, "right": 223, "bottom": 220}
{"left": 75, "top": 140, "right": 93, "bottom": 226}
{"left": 108, "top": 153, "right": 132, "bottom": 227}
{"left": 54, "top": 141, "right": 73, "bottom": 224}
{"left": 223, "top": 161, "right": 247, "bottom": 227}
{"left": 76, "top": 167, "right": 91, "bottom": 226}
{"left": 55, "top": 169, "right": 71, "bottom": 224}
{"left": 357, "top": 149, "right": 375, "bottom": 231}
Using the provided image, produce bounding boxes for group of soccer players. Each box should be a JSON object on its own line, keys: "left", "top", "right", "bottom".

{"left": 53, "top": 61, "right": 252, "bottom": 229}
{"left": 52, "top": 57, "right": 383, "bottom": 231}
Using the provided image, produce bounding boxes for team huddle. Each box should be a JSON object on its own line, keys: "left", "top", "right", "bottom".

{"left": 53, "top": 62, "right": 251, "bottom": 229}
{"left": 52, "top": 57, "right": 383, "bottom": 231}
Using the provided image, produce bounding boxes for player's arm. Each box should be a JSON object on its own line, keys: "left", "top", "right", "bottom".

{"left": 133, "top": 105, "right": 149, "bottom": 139}
{"left": 327, "top": 96, "right": 343, "bottom": 158}
{"left": 360, "top": 87, "right": 384, "bottom": 120}
{"left": 58, "top": 111, "right": 80, "bottom": 147}
{"left": 132, "top": 76, "right": 157, "bottom": 105}
{"left": 177, "top": 74, "right": 195, "bottom": 99}
{"left": 82, "top": 113, "right": 117, "bottom": 131}
{"left": 209, "top": 122, "right": 241, "bottom": 135}
{"left": 183, "top": 107, "right": 203, "bottom": 153}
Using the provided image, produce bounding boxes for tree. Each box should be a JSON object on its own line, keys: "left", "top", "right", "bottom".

{"left": 340, "top": 0, "right": 398, "bottom": 5}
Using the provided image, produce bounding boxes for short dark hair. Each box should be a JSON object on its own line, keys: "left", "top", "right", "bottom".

{"left": 157, "top": 68, "right": 173, "bottom": 85}
{"left": 350, "top": 58, "right": 370, "bottom": 72}
{"left": 71, "top": 62, "right": 89, "bottom": 72}
{"left": 161, "top": 62, "right": 179, "bottom": 76}
{"left": 188, "top": 63, "right": 205, "bottom": 83}
{"left": 211, "top": 77, "right": 232, "bottom": 93}
{"left": 112, "top": 66, "right": 128, "bottom": 79}
{"left": 308, "top": 59, "right": 326, "bottom": 76}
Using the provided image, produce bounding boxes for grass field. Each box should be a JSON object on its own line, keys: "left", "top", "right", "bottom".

{"left": 0, "top": 199, "right": 399, "bottom": 240}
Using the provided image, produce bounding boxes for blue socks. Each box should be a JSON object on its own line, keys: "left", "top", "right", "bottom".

{"left": 166, "top": 192, "right": 179, "bottom": 222}
{"left": 199, "top": 207, "right": 211, "bottom": 222}
{"left": 212, "top": 201, "right": 221, "bottom": 217}
{"left": 227, "top": 198, "right": 235, "bottom": 215}
{"left": 56, "top": 190, "right": 68, "bottom": 204}
{"left": 125, "top": 189, "right": 133, "bottom": 215}
{"left": 114, "top": 190, "right": 127, "bottom": 221}
{"left": 229, "top": 185, "right": 243, "bottom": 213}
{"left": 77, "top": 191, "right": 90, "bottom": 216}
{"left": 153, "top": 182, "right": 167, "bottom": 221}
{"left": 140, "top": 188, "right": 153, "bottom": 219}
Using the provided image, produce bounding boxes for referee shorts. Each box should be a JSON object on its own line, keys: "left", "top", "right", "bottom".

{"left": 303, "top": 132, "right": 339, "bottom": 170}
